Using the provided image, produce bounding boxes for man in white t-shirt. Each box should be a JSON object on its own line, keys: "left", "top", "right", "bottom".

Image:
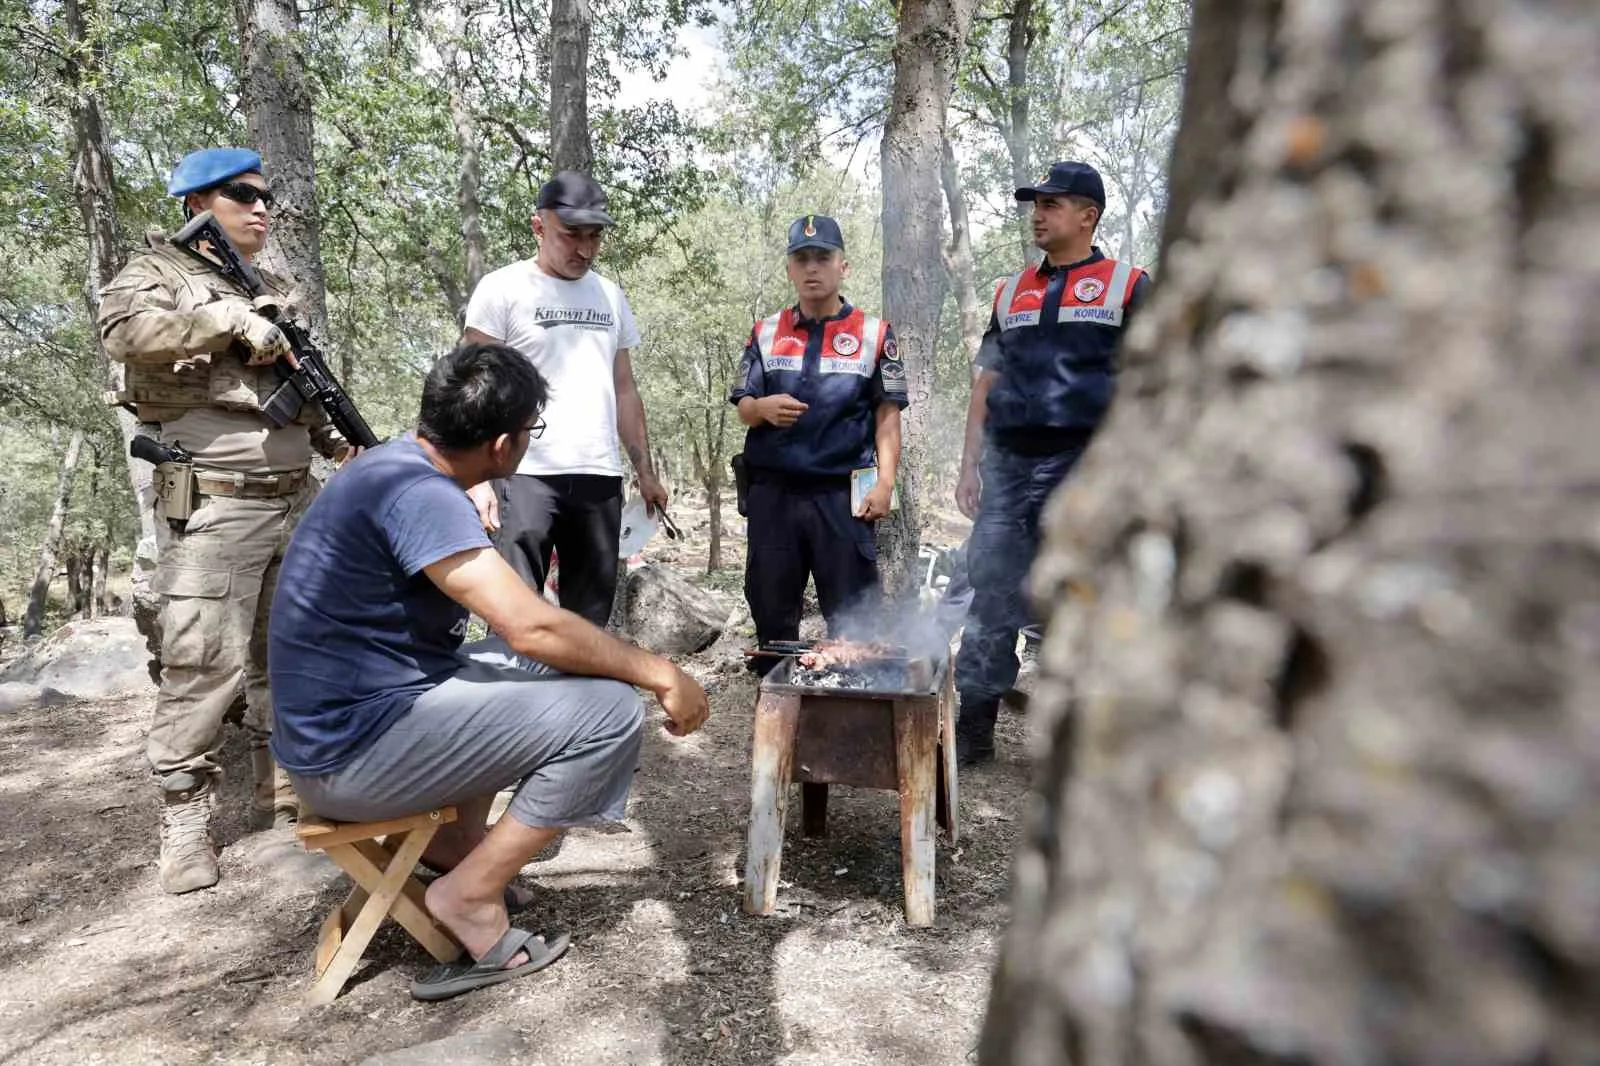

{"left": 462, "top": 171, "right": 668, "bottom": 625}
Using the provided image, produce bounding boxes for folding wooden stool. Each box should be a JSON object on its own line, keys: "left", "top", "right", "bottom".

{"left": 296, "top": 806, "right": 463, "bottom": 1005}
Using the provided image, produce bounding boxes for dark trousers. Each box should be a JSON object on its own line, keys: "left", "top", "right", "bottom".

{"left": 954, "top": 441, "right": 1087, "bottom": 704}
{"left": 494, "top": 473, "right": 623, "bottom": 627}
{"left": 744, "top": 478, "right": 880, "bottom": 647}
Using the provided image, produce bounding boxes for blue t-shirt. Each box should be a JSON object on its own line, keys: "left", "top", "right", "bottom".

{"left": 268, "top": 436, "right": 492, "bottom": 774}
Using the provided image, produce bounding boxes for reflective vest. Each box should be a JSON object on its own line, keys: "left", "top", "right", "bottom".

{"left": 742, "top": 303, "right": 893, "bottom": 476}
{"left": 984, "top": 251, "right": 1145, "bottom": 435}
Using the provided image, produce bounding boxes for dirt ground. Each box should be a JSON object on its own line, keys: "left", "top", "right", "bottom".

{"left": 0, "top": 543, "right": 1035, "bottom": 1064}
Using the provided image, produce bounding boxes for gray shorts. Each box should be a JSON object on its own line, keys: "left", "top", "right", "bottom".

{"left": 287, "top": 640, "right": 645, "bottom": 829}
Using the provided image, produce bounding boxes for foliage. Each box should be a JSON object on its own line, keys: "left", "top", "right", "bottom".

{"left": 0, "top": 0, "right": 1189, "bottom": 613}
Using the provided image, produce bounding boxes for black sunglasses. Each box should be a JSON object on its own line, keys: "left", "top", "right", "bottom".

{"left": 215, "top": 181, "right": 276, "bottom": 209}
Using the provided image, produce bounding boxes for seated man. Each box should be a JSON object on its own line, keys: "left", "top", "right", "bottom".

{"left": 267, "top": 341, "right": 709, "bottom": 1002}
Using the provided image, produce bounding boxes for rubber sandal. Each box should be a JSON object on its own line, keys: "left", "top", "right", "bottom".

{"left": 409, "top": 927, "right": 570, "bottom": 1003}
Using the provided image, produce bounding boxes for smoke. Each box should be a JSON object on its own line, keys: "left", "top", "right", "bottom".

{"left": 829, "top": 577, "right": 967, "bottom": 661}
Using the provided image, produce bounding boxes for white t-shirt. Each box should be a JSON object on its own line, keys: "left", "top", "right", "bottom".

{"left": 464, "top": 259, "right": 641, "bottom": 477}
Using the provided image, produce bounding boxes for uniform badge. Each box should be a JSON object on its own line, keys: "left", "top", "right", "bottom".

{"left": 1073, "top": 277, "right": 1106, "bottom": 303}
{"left": 804, "top": 215, "right": 817, "bottom": 237}
{"left": 832, "top": 332, "right": 860, "bottom": 356}
{"left": 884, "top": 337, "right": 897, "bottom": 360}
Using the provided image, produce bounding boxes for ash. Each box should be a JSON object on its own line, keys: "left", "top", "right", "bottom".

{"left": 788, "top": 663, "right": 912, "bottom": 692}
{"left": 790, "top": 668, "right": 858, "bottom": 689}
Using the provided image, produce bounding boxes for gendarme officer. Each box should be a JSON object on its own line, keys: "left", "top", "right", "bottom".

{"left": 99, "top": 147, "right": 348, "bottom": 893}
{"left": 730, "top": 214, "right": 908, "bottom": 657}
{"left": 953, "top": 161, "right": 1151, "bottom": 764}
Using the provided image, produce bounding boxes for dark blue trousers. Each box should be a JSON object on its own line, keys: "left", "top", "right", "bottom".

{"left": 954, "top": 441, "right": 1087, "bottom": 704}
{"left": 744, "top": 478, "right": 880, "bottom": 647}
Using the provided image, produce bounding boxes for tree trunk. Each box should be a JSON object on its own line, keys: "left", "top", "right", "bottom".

{"left": 981, "top": 0, "right": 1600, "bottom": 1063}
{"left": 236, "top": 0, "right": 334, "bottom": 350}
{"left": 549, "top": 0, "right": 593, "bottom": 174}
{"left": 940, "top": 133, "right": 985, "bottom": 362}
{"left": 692, "top": 419, "right": 726, "bottom": 574}
{"left": 1005, "top": 0, "right": 1036, "bottom": 263}
{"left": 65, "top": 549, "right": 87, "bottom": 617}
{"left": 706, "top": 476, "right": 723, "bottom": 573}
{"left": 877, "top": 0, "right": 982, "bottom": 593}
{"left": 90, "top": 541, "right": 109, "bottom": 618}
{"left": 432, "top": 0, "right": 486, "bottom": 322}
{"left": 23, "top": 430, "right": 86, "bottom": 638}
{"left": 62, "top": 0, "right": 160, "bottom": 642}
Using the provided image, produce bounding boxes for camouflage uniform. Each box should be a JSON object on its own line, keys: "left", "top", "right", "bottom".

{"left": 99, "top": 232, "right": 343, "bottom": 893}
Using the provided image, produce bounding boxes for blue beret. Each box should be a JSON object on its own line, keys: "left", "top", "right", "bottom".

{"left": 167, "top": 148, "right": 263, "bottom": 197}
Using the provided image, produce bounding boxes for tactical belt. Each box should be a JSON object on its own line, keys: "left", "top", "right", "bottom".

{"left": 194, "top": 467, "right": 308, "bottom": 500}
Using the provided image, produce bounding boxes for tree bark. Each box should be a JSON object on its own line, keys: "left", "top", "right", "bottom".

{"left": 940, "top": 133, "right": 985, "bottom": 362}
{"left": 23, "top": 430, "right": 86, "bottom": 638}
{"left": 433, "top": 0, "right": 486, "bottom": 320}
{"left": 1005, "top": 0, "right": 1036, "bottom": 263}
{"left": 877, "top": 0, "right": 982, "bottom": 593}
{"left": 61, "top": 0, "right": 161, "bottom": 641}
{"left": 982, "top": 0, "right": 1600, "bottom": 1063}
{"left": 706, "top": 478, "right": 723, "bottom": 573}
{"left": 65, "top": 548, "right": 86, "bottom": 617}
{"left": 236, "top": 0, "right": 334, "bottom": 350}
{"left": 549, "top": 0, "right": 593, "bottom": 174}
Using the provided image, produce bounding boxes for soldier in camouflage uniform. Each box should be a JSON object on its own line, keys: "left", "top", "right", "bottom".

{"left": 98, "top": 147, "right": 349, "bottom": 894}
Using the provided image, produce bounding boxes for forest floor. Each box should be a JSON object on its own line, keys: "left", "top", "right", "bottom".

{"left": 0, "top": 500, "right": 1035, "bottom": 1065}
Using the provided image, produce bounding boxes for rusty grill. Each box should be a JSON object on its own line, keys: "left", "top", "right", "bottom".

{"left": 745, "top": 639, "right": 939, "bottom": 696}
{"left": 741, "top": 636, "right": 958, "bottom": 925}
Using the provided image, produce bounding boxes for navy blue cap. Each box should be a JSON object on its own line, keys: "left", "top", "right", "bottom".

{"left": 167, "top": 148, "right": 263, "bottom": 197}
{"left": 787, "top": 214, "right": 845, "bottom": 254}
{"left": 1015, "top": 161, "right": 1105, "bottom": 206}
{"left": 536, "top": 171, "right": 615, "bottom": 227}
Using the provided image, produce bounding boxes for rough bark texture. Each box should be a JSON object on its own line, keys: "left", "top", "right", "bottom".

{"left": 941, "top": 134, "right": 985, "bottom": 362}
{"left": 982, "top": 0, "right": 1600, "bottom": 1064}
{"left": 236, "top": 0, "right": 333, "bottom": 349}
{"left": 549, "top": 0, "right": 593, "bottom": 175}
{"left": 62, "top": 0, "right": 159, "bottom": 641}
{"left": 878, "top": 0, "right": 982, "bottom": 591}
{"left": 23, "top": 431, "right": 86, "bottom": 637}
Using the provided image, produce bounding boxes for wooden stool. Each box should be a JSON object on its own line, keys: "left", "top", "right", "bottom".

{"left": 742, "top": 661, "right": 958, "bottom": 926}
{"left": 296, "top": 807, "right": 464, "bottom": 1005}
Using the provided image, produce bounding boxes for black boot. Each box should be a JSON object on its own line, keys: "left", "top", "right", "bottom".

{"left": 955, "top": 697, "right": 999, "bottom": 766}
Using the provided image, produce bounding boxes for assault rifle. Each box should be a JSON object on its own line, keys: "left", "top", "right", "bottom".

{"left": 170, "top": 210, "right": 379, "bottom": 449}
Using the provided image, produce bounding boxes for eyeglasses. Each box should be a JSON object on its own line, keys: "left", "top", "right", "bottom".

{"left": 523, "top": 416, "right": 546, "bottom": 439}
{"left": 215, "top": 181, "right": 276, "bottom": 209}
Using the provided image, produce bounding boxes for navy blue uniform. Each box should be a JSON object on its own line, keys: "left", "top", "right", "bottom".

{"left": 730, "top": 301, "right": 908, "bottom": 648}
{"left": 956, "top": 248, "right": 1150, "bottom": 734}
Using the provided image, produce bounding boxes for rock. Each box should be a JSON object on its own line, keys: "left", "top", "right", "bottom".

{"left": 0, "top": 683, "right": 73, "bottom": 714}
{"left": 360, "top": 1028, "right": 531, "bottom": 1066}
{"left": 620, "top": 563, "right": 729, "bottom": 655}
{"left": 0, "top": 617, "right": 155, "bottom": 701}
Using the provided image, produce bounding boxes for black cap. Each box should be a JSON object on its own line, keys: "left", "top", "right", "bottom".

{"left": 787, "top": 214, "right": 845, "bottom": 254}
{"left": 1015, "top": 161, "right": 1105, "bottom": 206}
{"left": 536, "top": 171, "right": 615, "bottom": 227}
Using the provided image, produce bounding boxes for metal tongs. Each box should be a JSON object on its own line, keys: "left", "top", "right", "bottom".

{"left": 655, "top": 508, "right": 682, "bottom": 541}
